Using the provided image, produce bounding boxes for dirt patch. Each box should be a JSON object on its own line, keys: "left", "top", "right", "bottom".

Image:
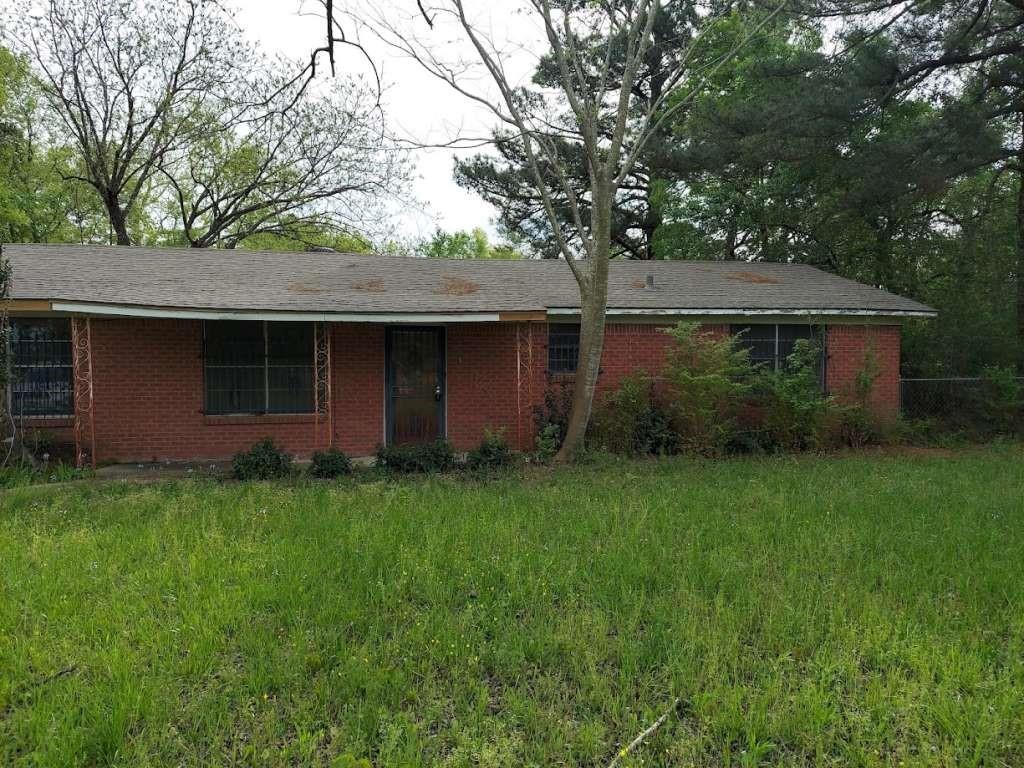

{"left": 287, "top": 280, "right": 328, "bottom": 294}
{"left": 437, "top": 276, "right": 480, "bottom": 296}
{"left": 726, "top": 271, "right": 782, "bottom": 285}
{"left": 352, "top": 278, "right": 386, "bottom": 293}
{"left": 94, "top": 461, "right": 231, "bottom": 482}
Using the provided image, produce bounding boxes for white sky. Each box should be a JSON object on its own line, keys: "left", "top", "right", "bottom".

{"left": 235, "top": 1, "right": 543, "bottom": 241}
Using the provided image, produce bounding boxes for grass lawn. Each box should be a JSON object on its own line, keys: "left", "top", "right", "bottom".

{"left": 2, "top": 447, "right": 1024, "bottom": 767}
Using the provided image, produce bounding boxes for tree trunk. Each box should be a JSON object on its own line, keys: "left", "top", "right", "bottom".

{"left": 555, "top": 181, "right": 613, "bottom": 463}
{"left": 105, "top": 197, "right": 132, "bottom": 246}
{"left": 555, "top": 265, "right": 609, "bottom": 463}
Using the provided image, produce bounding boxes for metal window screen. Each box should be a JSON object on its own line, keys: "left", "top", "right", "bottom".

{"left": 731, "top": 324, "right": 825, "bottom": 387}
{"left": 548, "top": 323, "right": 580, "bottom": 374}
{"left": 731, "top": 324, "right": 776, "bottom": 369}
{"left": 777, "top": 324, "right": 821, "bottom": 371}
{"left": 204, "top": 321, "right": 314, "bottom": 415}
{"left": 267, "top": 323, "right": 314, "bottom": 414}
{"left": 9, "top": 318, "right": 74, "bottom": 416}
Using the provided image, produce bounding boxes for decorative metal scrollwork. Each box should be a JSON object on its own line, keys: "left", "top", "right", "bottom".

{"left": 71, "top": 317, "right": 96, "bottom": 468}
{"left": 312, "top": 322, "right": 333, "bottom": 450}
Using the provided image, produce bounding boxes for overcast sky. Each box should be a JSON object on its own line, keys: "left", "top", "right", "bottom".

{"left": 236, "top": 1, "right": 542, "bottom": 242}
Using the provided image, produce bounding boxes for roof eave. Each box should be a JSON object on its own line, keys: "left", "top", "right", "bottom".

{"left": 547, "top": 307, "right": 938, "bottom": 319}
{"left": 45, "top": 301, "right": 513, "bottom": 323}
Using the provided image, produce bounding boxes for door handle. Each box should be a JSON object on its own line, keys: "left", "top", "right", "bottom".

{"left": 434, "top": 384, "right": 442, "bottom": 401}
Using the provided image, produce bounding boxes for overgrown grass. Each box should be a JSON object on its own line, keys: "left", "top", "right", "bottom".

{"left": 0, "top": 462, "right": 89, "bottom": 489}
{"left": 2, "top": 447, "right": 1023, "bottom": 766}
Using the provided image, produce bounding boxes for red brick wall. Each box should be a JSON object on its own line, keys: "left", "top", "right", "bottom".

{"left": 595, "top": 323, "right": 729, "bottom": 395}
{"left": 89, "top": 319, "right": 322, "bottom": 462}
{"left": 446, "top": 322, "right": 546, "bottom": 452}
{"left": 826, "top": 324, "right": 901, "bottom": 419}
{"left": 79, "top": 319, "right": 550, "bottom": 461}
{"left": 331, "top": 324, "right": 385, "bottom": 456}
{"left": 597, "top": 323, "right": 673, "bottom": 394}
{"left": 48, "top": 318, "right": 902, "bottom": 462}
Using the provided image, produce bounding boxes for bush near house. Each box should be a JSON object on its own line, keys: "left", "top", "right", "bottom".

{"left": 660, "top": 322, "right": 755, "bottom": 456}
{"left": 588, "top": 373, "right": 677, "bottom": 456}
{"left": 231, "top": 438, "right": 294, "bottom": 480}
{"left": 532, "top": 380, "right": 573, "bottom": 460}
{"left": 309, "top": 447, "right": 353, "bottom": 479}
{"left": 588, "top": 322, "right": 894, "bottom": 456}
{"left": 375, "top": 438, "right": 456, "bottom": 473}
{"left": 465, "top": 429, "right": 514, "bottom": 473}
{"left": 977, "top": 365, "right": 1023, "bottom": 434}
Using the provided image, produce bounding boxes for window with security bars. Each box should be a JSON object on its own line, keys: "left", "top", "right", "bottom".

{"left": 731, "top": 324, "right": 825, "bottom": 376}
{"left": 8, "top": 318, "right": 74, "bottom": 417}
{"left": 203, "top": 321, "right": 314, "bottom": 415}
{"left": 548, "top": 323, "right": 580, "bottom": 374}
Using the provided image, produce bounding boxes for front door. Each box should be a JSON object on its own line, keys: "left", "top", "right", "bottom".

{"left": 386, "top": 327, "right": 445, "bottom": 445}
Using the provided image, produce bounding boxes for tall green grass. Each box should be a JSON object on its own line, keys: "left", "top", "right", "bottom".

{"left": 1, "top": 447, "right": 1023, "bottom": 766}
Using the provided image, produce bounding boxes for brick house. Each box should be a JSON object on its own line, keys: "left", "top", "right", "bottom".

{"left": 3, "top": 245, "right": 935, "bottom": 465}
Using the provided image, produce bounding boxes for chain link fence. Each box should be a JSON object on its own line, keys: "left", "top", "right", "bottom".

{"left": 900, "top": 376, "right": 1023, "bottom": 434}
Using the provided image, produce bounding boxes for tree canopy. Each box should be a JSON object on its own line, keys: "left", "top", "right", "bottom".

{"left": 0, "top": 0, "right": 412, "bottom": 250}
{"left": 453, "top": 2, "right": 1022, "bottom": 375}
{"left": 1, "top": 0, "right": 1021, "bottom": 379}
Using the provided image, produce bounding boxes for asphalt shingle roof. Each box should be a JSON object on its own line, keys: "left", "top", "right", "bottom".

{"left": 3, "top": 244, "right": 936, "bottom": 317}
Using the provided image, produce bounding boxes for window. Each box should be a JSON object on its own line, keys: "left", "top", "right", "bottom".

{"left": 203, "top": 321, "right": 313, "bottom": 415}
{"left": 548, "top": 323, "right": 580, "bottom": 374}
{"left": 731, "top": 324, "right": 824, "bottom": 373}
{"left": 8, "top": 318, "right": 74, "bottom": 417}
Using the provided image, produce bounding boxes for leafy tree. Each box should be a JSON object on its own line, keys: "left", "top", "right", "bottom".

{"left": 239, "top": 225, "right": 373, "bottom": 254}
{"left": 3, "top": 1, "right": 412, "bottom": 250}
{"left": 416, "top": 228, "right": 520, "bottom": 259}
{"left": 653, "top": 18, "right": 1014, "bottom": 374}
{"left": 5, "top": 0, "right": 251, "bottom": 245}
{"left": 810, "top": 0, "right": 1023, "bottom": 363}
{"left": 453, "top": 3, "right": 701, "bottom": 260}
{"left": 160, "top": 78, "right": 411, "bottom": 249}
{"left": 658, "top": 23, "right": 1000, "bottom": 284}
{"left": 901, "top": 170, "right": 1019, "bottom": 375}
{"left": 0, "top": 46, "right": 105, "bottom": 243}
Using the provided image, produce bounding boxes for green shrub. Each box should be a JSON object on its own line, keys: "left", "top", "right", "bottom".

{"left": 466, "top": 429, "right": 514, "bottom": 472}
{"left": 978, "top": 365, "right": 1022, "bottom": 434}
{"left": 825, "top": 403, "right": 881, "bottom": 448}
{"left": 232, "top": 439, "right": 294, "bottom": 480}
{"left": 589, "top": 373, "right": 678, "bottom": 456}
{"left": 376, "top": 438, "right": 455, "bottom": 474}
{"left": 532, "top": 382, "right": 573, "bottom": 452}
{"left": 661, "top": 322, "right": 753, "bottom": 456}
{"left": 309, "top": 447, "right": 353, "bottom": 478}
{"left": 533, "top": 423, "right": 562, "bottom": 464}
{"left": 756, "top": 338, "right": 830, "bottom": 451}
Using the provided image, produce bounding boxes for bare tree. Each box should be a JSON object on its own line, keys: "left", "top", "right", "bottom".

{"left": 161, "top": 69, "right": 412, "bottom": 248}
{"left": 333, "top": 0, "right": 785, "bottom": 461}
{"left": 5, "top": 0, "right": 250, "bottom": 245}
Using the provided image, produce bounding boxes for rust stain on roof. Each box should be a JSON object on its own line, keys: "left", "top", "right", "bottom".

{"left": 437, "top": 276, "right": 479, "bottom": 296}
{"left": 726, "top": 270, "right": 782, "bottom": 285}
{"left": 352, "top": 278, "right": 385, "bottom": 293}
{"left": 287, "top": 280, "right": 328, "bottom": 294}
